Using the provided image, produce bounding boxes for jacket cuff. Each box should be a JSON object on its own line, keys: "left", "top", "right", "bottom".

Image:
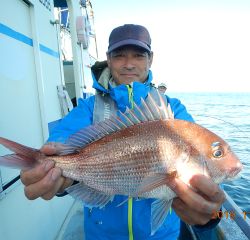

{"left": 56, "top": 191, "right": 69, "bottom": 197}
{"left": 56, "top": 180, "right": 79, "bottom": 197}
{"left": 193, "top": 217, "right": 220, "bottom": 233}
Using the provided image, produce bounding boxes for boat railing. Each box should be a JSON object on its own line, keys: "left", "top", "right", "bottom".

{"left": 178, "top": 190, "right": 250, "bottom": 240}
{"left": 190, "top": 191, "right": 250, "bottom": 240}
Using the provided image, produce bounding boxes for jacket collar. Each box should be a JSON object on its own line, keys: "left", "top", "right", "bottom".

{"left": 92, "top": 69, "right": 154, "bottom": 112}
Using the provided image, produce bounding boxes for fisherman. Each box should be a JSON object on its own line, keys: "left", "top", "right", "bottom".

{"left": 158, "top": 83, "right": 167, "bottom": 93}
{"left": 20, "top": 24, "right": 225, "bottom": 239}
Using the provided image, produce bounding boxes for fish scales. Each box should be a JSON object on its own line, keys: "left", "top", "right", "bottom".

{"left": 0, "top": 91, "right": 243, "bottom": 235}
{"left": 47, "top": 120, "right": 193, "bottom": 197}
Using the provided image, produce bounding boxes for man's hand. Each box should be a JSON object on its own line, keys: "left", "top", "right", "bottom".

{"left": 20, "top": 142, "right": 74, "bottom": 200}
{"left": 167, "top": 172, "right": 226, "bottom": 225}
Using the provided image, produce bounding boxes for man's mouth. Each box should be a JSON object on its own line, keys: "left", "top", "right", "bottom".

{"left": 121, "top": 73, "right": 137, "bottom": 77}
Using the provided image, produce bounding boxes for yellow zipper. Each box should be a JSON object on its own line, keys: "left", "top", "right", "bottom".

{"left": 126, "top": 85, "right": 171, "bottom": 239}
{"left": 126, "top": 85, "right": 133, "bottom": 109}
{"left": 128, "top": 198, "right": 133, "bottom": 240}
{"left": 126, "top": 84, "right": 134, "bottom": 240}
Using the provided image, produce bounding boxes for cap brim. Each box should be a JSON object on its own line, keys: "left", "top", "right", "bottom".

{"left": 107, "top": 39, "right": 151, "bottom": 54}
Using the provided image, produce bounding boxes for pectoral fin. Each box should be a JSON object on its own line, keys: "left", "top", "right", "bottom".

{"left": 117, "top": 172, "right": 176, "bottom": 207}
{"left": 151, "top": 199, "right": 173, "bottom": 235}
{"left": 66, "top": 183, "right": 114, "bottom": 209}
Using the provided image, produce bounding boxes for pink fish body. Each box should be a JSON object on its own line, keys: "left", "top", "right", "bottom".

{"left": 0, "top": 91, "right": 243, "bottom": 235}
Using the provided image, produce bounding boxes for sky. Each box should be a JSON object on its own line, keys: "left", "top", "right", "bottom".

{"left": 90, "top": 0, "right": 250, "bottom": 92}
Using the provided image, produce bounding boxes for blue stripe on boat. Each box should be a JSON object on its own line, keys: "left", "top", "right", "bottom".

{"left": 0, "top": 23, "right": 59, "bottom": 58}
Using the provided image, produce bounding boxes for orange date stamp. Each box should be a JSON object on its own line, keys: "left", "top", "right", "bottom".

{"left": 212, "top": 211, "right": 250, "bottom": 219}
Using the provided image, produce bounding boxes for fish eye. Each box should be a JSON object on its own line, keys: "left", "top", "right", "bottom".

{"left": 214, "top": 150, "right": 222, "bottom": 157}
{"left": 211, "top": 143, "right": 225, "bottom": 158}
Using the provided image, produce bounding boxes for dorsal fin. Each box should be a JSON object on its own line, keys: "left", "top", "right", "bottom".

{"left": 132, "top": 102, "right": 148, "bottom": 123}
{"left": 60, "top": 89, "right": 174, "bottom": 155}
{"left": 146, "top": 93, "right": 163, "bottom": 120}
{"left": 138, "top": 98, "right": 155, "bottom": 121}
{"left": 125, "top": 107, "right": 141, "bottom": 124}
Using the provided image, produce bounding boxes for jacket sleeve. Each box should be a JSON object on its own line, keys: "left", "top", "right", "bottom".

{"left": 47, "top": 96, "right": 95, "bottom": 143}
{"left": 165, "top": 95, "right": 195, "bottom": 123}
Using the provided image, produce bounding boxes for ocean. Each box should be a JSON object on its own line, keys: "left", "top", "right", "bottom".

{"left": 166, "top": 92, "right": 250, "bottom": 216}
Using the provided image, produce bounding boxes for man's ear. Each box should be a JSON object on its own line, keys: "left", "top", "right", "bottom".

{"left": 149, "top": 51, "right": 154, "bottom": 68}
{"left": 106, "top": 53, "right": 111, "bottom": 69}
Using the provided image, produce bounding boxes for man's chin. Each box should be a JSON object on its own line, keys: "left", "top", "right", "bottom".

{"left": 119, "top": 76, "right": 141, "bottom": 85}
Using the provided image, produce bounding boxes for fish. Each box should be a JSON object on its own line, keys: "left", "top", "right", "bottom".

{"left": 0, "top": 90, "right": 243, "bottom": 235}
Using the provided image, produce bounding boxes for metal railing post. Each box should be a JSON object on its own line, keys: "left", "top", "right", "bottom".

{"left": 50, "top": 17, "right": 65, "bottom": 86}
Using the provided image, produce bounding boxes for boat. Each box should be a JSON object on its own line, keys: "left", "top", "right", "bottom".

{"left": 0, "top": 1, "right": 249, "bottom": 239}
{"left": 0, "top": 0, "right": 94, "bottom": 239}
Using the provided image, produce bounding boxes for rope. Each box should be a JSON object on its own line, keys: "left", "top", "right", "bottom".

{"left": 57, "top": 85, "right": 73, "bottom": 117}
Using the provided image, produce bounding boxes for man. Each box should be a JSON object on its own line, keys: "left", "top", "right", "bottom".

{"left": 158, "top": 83, "right": 167, "bottom": 93}
{"left": 20, "top": 24, "right": 225, "bottom": 240}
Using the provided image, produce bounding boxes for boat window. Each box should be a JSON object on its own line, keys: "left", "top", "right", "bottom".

{"left": 0, "top": 167, "right": 21, "bottom": 200}
{"left": 0, "top": 168, "right": 21, "bottom": 200}
{"left": 0, "top": 168, "right": 19, "bottom": 187}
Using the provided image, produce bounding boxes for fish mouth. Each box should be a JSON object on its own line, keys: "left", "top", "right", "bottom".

{"left": 228, "top": 162, "right": 243, "bottom": 178}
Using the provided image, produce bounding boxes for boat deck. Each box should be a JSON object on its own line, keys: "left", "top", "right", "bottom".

{"left": 56, "top": 201, "right": 85, "bottom": 240}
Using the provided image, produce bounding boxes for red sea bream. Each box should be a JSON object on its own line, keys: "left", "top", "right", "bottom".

{"left": 0, "top": 91, "right": 243, "bottom": 235}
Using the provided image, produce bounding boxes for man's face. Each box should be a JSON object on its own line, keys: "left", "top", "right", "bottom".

{"left": 159, "top": 86, "right": 166, "bottom": 93}
{"left": 106, "top": 45, "right": 153, "bottom": 86}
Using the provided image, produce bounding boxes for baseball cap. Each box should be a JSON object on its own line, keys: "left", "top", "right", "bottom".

{"left": 158, "top": 83, "right": 167, "bottom": 89}
{"left": 107, "top": 24, "right": 151, "bottom": 54}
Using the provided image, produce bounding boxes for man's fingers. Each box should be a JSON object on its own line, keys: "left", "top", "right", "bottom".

{"left": 171, "top": 204, "right": 196, "bottom": 225}
{"left": 167, "top": 173, "right": 226, "bottom": 226}
{"left": 59, "top": 178, "right": 74, "bottom": 192}
{"left": 24, "top": 168, "right": 61, "bottom": 200}
{"left": 172, "top": 198, "right": 210, "bottom": 225}
{"left": 167, "top": 177, "right": 218, "bottom": 214}
{"left": 20, "top": 141, "right": 71, "bottom": 201}
{"left": 178, "top": 169, "right": 225, "bottom": 204}
{"left": 189, "top": 174, "right": 226, "bottom": 204}
{"left": 21, "top": 141, "right": 62, "bottom": 186}
{"left": 40, "top": 144, "right": 57, "bottom": 155}
{"left": 40, "top": 142, "right": 66, "bottom": 155}
{"left": 21, "top": 160, "right": 55, "bottom": 186}
{"left": 41, "top": 176, "right": 65, "bottom": 200}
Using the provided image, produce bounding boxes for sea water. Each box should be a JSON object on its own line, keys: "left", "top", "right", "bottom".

{"left": 167, "top": 92, "right": 250, "bottom": 216}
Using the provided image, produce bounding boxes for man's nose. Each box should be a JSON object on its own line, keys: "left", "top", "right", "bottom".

{"left": 124, "top": 56, "right": 134, "bottom": 69}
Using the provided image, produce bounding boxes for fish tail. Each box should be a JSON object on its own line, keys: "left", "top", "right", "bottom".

{"left": 0, "top": 137, "right": 45, "bottom": 170}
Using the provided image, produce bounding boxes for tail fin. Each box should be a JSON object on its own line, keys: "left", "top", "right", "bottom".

{"left": 0, "top": 137, "right": 45, "bottom": 170}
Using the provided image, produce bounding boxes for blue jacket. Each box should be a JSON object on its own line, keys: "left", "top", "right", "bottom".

{"left": 48, "top": 70, "right": 204, "bottom": 240}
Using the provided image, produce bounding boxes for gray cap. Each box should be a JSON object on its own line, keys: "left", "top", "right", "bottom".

{"left": 158, "top": 83, "right": 167, "bottom": 89}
